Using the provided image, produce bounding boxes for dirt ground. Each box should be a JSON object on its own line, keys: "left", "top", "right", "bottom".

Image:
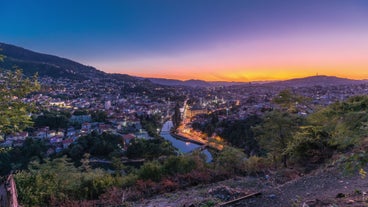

{"left": 131, "top": 167, "right": 368, "bottom": 207}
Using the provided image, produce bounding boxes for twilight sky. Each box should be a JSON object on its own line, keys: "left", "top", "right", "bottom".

{"left": 1, "top": 0, "right": 368, "bottom": 81}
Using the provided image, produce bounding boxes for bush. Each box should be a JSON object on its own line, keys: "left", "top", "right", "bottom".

{"left": 245, "top": 156, "right": 271, "bottom": 175}
{"left": 137, "top": 161, "right": 163, "bottom": 182}
{"left": 15, "top": 157, "right": 118, "bottom": 206}
{"left": 214, "top": 147, "right": 246, "bottom": 176}
{"left": 286, "top": 126, "right": 335, "bottom": 170}
{"left": 162, "top": 155, "right": 199, "bottom": 176}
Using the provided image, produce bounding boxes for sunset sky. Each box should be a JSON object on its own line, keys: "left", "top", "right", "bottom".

{"left": 1, "top": 0, "right": 368, "bottom": 81}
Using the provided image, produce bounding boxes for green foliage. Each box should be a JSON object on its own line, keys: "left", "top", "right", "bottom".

{"left": 341, "top": 137, "right": 368, "bottom": 175}
{"left": 219, "top": 115, "right": 262, "bottom": 154}
{"left": 286, "top": 126, "right": 335, "bottom": 169}
{"left": 308, "top": 96, "right": 368, "bottom": 150}
{"left": 0, "top": 138, "right": 47, "bottom": 176}
{"left": 73, "top": 109, "right": 89, "bottom": 116}
{"left": 121, "top": 173, "right": 139, "bottom": 187}
{"left": 33, "top": 111, "right": 69, "bottom": 129}
{"left": 214, "top": 146, "right": 247, "bottom": 176}
{"left": 137, "top": 161, "right": 163, "bottom": 182}
{"left": 244, "top": 156, "right": 271, "bottom": 175}
{"left": 273, "top": 89, "right": 309, "bottom": 113}
{"left": 126, "top": 138, "right": 176, "bottom": 159}
{"left": 15, "top": 157, "right": 118, "bottom": 206}
{"left": 172, "top": 103, "right": 182, "bottom": 129}
{"left": 254, "top": 110, "right": 304, "bottom": 167}
{"left": 140, "top": 113, "right": 161, "bottom": 137}
{"left": 0, "top": 69, "right": 40, "bottom": 134}
{"left": 65, "top": 132, "right": 123, "bottom": 164}
{"left": 162, "top": 154, "right": 204, "bottom": 176}
{"left": 134, "top": 152, "right": 207, "bottom": 184}
{"left": 344, "top": 151, "right": 368, "bottom": 175}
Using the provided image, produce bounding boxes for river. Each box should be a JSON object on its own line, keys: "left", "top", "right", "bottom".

{"left": 160, "top": 121, "right": 212, "bottom": 162}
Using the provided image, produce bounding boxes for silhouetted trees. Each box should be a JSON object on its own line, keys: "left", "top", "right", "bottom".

{"left": 172, "top": 103, "right": 182, "bottom": 129}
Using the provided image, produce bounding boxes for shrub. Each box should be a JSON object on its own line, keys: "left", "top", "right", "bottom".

{"left": 245, "top": 156, "right": 271, "bottom": 175}
{"left": 137, "top": 161, "right": 163, "bottom": 182}
{"left": 214, "top": 147, "right": 246, "bottom": 176}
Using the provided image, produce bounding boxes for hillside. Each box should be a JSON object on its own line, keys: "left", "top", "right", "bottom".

{"left": 267, "top": 75, "right": 366, "bottom": 87}
{"left": 132, "top": 166, "right": 367, "bottom": 207}
{"left": 0, "top": 42, "right": 106, "bottom": 80}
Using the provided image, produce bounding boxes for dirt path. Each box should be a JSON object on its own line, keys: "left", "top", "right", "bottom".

{"left": 238, "top": 168, "right": 368, "bottom": 206}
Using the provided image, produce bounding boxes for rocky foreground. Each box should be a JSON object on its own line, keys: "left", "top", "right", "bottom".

{"left": 131, "top": 167, "right": 368, "bottom": 207}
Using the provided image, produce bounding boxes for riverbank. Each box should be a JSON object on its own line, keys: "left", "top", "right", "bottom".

{"left": 160, "top": 121, "right": 213, "bottom": 161}
{"left": 170, "top": 132, "right": 206, "bottom": 146}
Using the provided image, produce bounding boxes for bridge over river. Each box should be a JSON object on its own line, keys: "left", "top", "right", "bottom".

{"left": 160, "top": 121, "right": 212, "bottom": 162}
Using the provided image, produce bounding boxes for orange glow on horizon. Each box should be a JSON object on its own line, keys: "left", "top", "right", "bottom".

{"left": 92, "top": 28, "right": 368, "bottom": 82}
{"left": 115, "top": 65, "right": 368, "bottom": 82}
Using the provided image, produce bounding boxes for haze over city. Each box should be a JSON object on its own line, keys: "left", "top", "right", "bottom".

{"left": 1, "top": 0, "right": 368, "bottom": 81}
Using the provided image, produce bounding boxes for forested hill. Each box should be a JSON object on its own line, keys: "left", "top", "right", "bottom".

{"left": 0, "top": 42, "right": 106, "bottom": 80}
{"left": 267, "top": 75, "right": 366, "bottom": 87}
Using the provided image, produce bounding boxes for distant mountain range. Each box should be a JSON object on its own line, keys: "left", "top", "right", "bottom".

{"left": 148, "top": 76, "right": 367, "bottom": 88}
{"left": 1, "top": 42, "right": 366, "bottom": 87}
{"left": 146, "top": 78, "right": 248, "bottom": 87}
{"left": 144, "top": 78, "right": 211, "bottom": 87}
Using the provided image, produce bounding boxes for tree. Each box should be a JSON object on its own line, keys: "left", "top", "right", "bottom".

{"left": 219, "top": 115, "right": 262, "bottom": 155}
{"left": 254, "top": 110, "right": 303, "bottom": 168}
{"left": 286, "top": 126, "right": 334, "bottom": 169}
{"left": 15, "top": 157, "right": 117, "bottom": 206}
{"left": 172, "top": 103, "right": 182, "bottom": 129}
{"left": 34, "top": 112, "right": 69, "bottom": 129}
{"left": 214, "top": 146, "right": 246, "bottom": 176}
{"left": 308, "top": 95, "right": 368, "bottom": 149}
{"left": 0, "top": 68, "right": 40, "bottom": 135}
{"left": 273, "top": 89, "right": 309, "bottom": 113}
{"left": 91, "top": 110, "right": 108, "bottom": 122}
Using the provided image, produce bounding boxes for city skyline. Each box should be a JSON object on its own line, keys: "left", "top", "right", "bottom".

{"left": 1, "top": 0, "right": 368, "bottom": 81}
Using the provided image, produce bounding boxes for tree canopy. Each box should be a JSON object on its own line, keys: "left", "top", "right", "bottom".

{"left": 0, "top": 68, "right": 40, "bottom": 135}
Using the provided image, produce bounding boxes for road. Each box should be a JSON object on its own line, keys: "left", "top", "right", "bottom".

{"left": 176, "top": 101, "right": 224, "bottom": 151}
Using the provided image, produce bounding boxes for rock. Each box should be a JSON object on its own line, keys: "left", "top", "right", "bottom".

{"left": 336, "top": 193, "right": 345, "bottom": 198}
{"left": 268, "top": 194, "right": 276, "bottom": 199}
{"left": 302, "top": 199, "right": 330, "bottom": 207}
{"left": 346, "top": 199, "right": 355, "bottom": 204}
{"left": 302, "top": 202, "right": 310, "bottom": 207}
{"left": 208, "top": 185, "right": 244, "bottom": 201}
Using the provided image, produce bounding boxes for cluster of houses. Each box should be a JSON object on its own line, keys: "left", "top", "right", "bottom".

{"left": 1, "top": 76, "right": 180, "bottom": 154}
{"left": 1, "top": 113, "right": 152, "bottom": 156}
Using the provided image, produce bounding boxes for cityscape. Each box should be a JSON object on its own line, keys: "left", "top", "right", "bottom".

{"left": 1, "top": 1, "right": 368, "bottom": 206}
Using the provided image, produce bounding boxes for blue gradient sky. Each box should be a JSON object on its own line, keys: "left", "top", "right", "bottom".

{"left": 1, "top": 0, "right": 368, "bottom": 81}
